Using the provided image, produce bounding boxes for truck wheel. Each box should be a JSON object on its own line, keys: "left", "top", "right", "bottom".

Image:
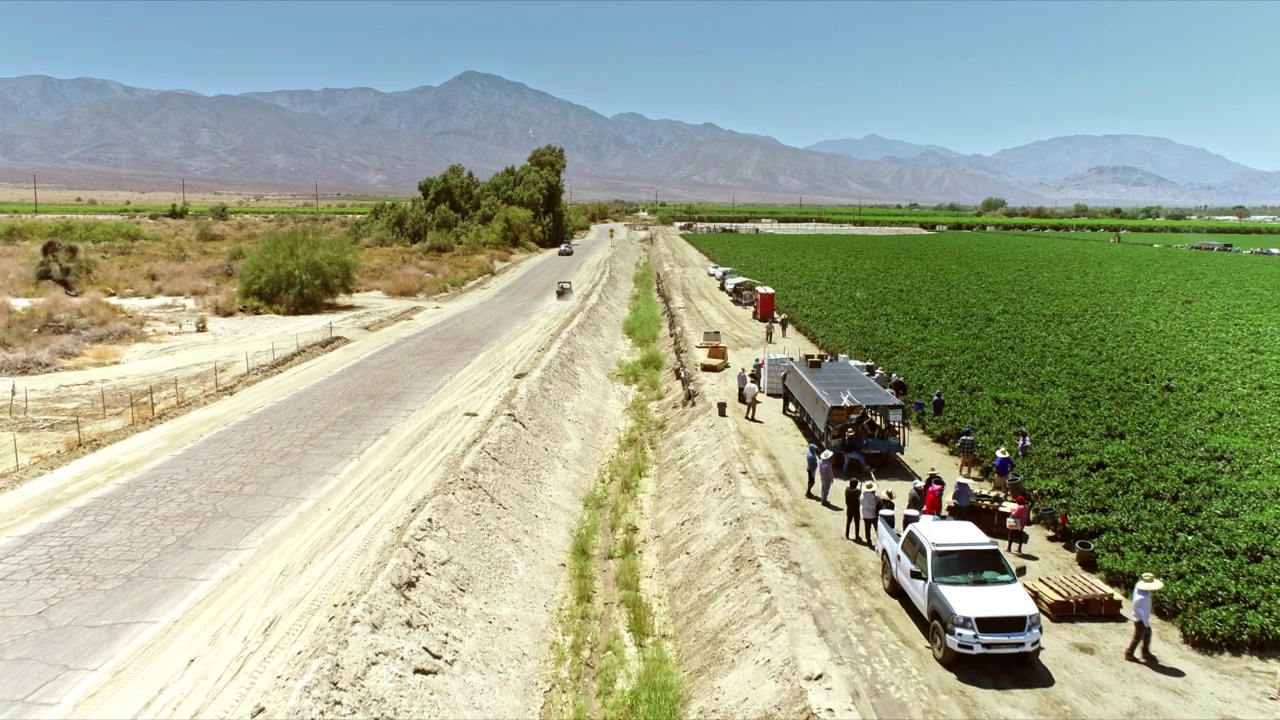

{"left": 880, "top": 554, "right": 900, "bottom": 596}
{"left": 929, "top": 620, "right": 957, "bottom": 665}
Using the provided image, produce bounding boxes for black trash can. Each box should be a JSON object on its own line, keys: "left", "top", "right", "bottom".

{"left": 716, "top": 401, "right": 727, "bottom": 417}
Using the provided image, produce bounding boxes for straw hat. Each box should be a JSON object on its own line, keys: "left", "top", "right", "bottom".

{"left": 1135, "top": 573, "right": 1164, "bottom": 592}
{"left": 996, "top": 447, "right": 1010, "bottom": 458}
{"left": 912, "top": 479, "right": 924, "bottom": 488}
{"left": 954, "top": 477, "right": 970, "bottom": 486}
{"left": 820, "top": 450, "right": 833, "bottom": 460}
{"left": 862, "top": 480, "right": 878, "bottom": 492}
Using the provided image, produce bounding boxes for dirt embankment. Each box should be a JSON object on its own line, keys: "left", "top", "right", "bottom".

{"left": 273, "top": 236, "right": 641, "bottom": 717}
{"left": 649, "top": 227, "right": 1278, "bottom": 720}
{"left": 648, "top": 239, "right": 862, "bottom": 719}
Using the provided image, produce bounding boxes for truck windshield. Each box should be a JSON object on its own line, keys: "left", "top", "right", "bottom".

{"left": 931, "top": 549, "right": 1017, "bottom": 586}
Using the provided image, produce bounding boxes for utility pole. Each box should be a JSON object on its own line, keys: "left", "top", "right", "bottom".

{"left": 732, "top": 194, "right": 735, "bottom": 211}
{"left": 315, "top": 182, "right": 319, "bottom": 213}
{"left": 181, "top": 178, "right": 185, "bottom": 206}
{"left": 32, "top": 175, "right": 37, "bottom": 214}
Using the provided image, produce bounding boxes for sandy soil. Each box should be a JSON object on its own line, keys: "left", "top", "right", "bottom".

{"left": 648, "top": 226, "right": 1279, "bottom": 719}
{"left": 0, "top": 292, "right": 439, "bottom": 486}
{"left": 48, "top": 226, "right": 629, "bottom": 719}
{"left": 262, "top": 231, "right": 639, "bottom": 719}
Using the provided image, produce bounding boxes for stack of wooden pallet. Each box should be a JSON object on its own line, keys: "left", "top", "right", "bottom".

{"left": 1025, "top": 574, "right": 1124, "bottom": 621}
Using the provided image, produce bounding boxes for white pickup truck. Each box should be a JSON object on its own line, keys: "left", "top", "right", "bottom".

{"left": 877, "top": 515, "right": 1043, "bottom": 665}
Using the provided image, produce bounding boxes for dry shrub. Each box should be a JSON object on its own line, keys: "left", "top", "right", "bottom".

{"left": 378, "top": 268, "right": 423, "bottom": 297}
{"left": 204, "top": 289, "right": 240, "bottom": 317}
{"left": 487, "top": 249, "right": 512, "bottom": 264}
{"left": 422, "top": 259, "right": 448, "bottom": 278}
{"left": 421, "top": 277, "right": 446, "bottom": 296}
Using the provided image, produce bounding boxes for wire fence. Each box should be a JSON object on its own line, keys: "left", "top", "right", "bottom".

{"left": 2, "top": 323, "right": 339, "bottom": 475}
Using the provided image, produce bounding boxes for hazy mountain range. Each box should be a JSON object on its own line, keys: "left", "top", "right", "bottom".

{"left": 0, "top": 72, "right": 1275, "bottom": 205}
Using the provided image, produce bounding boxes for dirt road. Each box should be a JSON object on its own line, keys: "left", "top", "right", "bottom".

{"left": 649, "top": 227, "right": 1278, "bottom": 720}
{"left": 0, "top": 227, "right": 616, "bottom": 718}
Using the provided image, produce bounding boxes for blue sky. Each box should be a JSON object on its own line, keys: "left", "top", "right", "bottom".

{"left": 5, "top": 0, "right": 1277, "bottom": 169}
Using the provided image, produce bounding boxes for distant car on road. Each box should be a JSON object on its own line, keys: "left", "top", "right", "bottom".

{"left": 558, "top": 243, "right": 574, "bottom": 256}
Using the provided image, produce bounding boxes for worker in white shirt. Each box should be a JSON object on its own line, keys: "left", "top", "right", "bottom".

{"left": 736, "top": 368, "right": 747, "bottom": 404}
{"left": 1125, "top": 572, "right": 1164, "bottom": 662}
{"left": 743, "top": 378, "right": 760, "bottom": 421}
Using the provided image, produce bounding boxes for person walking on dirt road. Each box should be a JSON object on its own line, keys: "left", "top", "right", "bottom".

{"left": 779, "top": 313, "right": 790, "bottom": 338}
{"left": 806, "top": 443, "right": 820, "bottom": 498}
{"left": 843, "top": 478, "right": 859, "bottom": 540}
{"left": 932, "top": 390, "right": 945, "bottom": 418}
{"left": 1006, "top": 495, "right": 1030, "bottom": 554}
{"left": 765, "top": 318, "right": 775, "bottom": 344}
{"left": 743, "top": 377, "right": 760, "bottom": 421}
{"left": 957, "top": 427, "right": 977, "bottom": 477}
{"left": 907, "top": 479, "right": 926, "bottom": 512}
{"left": 857, "top": 481, "right": 880, "bottom": 543}
{"left": 1125, "top": 573, "right": 1164, "bottom": 663}
{"left": 818, "top": 450, "right": 835, "bottom": 505}
{"left": 737, "top": 368, "right": 747, "bottom": 404}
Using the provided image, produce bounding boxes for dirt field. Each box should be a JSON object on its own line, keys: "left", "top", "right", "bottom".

{"left": 0, "top": 185, "right": 378, "bottom": 209}
{"left": 647, "top": 226, "right": 1279, "bottom": 719}
{"left": 0, "top": 291, "right": 443, "bottom": 489}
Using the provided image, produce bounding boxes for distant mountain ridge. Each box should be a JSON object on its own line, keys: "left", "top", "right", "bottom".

{"left": 0, "top": 72, "right": 1273, "bottom": 204}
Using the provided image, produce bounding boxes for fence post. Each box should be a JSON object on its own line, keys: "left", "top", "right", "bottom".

{"left": 296, "top": 334, "right": 299, "bottom": 351}
{"left": 174, "top": 377, "right": 180, "bottom": 405}
{"left": 129, "top": 392, "right": 135, "bottom": 425}
{"left": 214, "top": 363, "right": 219, "bottom": 391}
{"left": 24, "top": 389, "right": 27, "bottom": 416}
{"left": 149, "top": 385, "right": 155, "bottom": 418}
{"left": 271, "top": 341, "right": 275, "bottom": 362}
{"left": 101, "top": 388, "right": 106, "bottom": 419}
{"left": 329, "top": 321, "right": 333, "bottom": 338}
{"left": 245, "top": 351, "right": 250, "bottom": 373}
{"left": 76, "top": 415, "right": 82, "bottom": 446}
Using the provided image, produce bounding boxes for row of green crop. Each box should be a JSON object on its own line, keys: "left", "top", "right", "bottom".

{"left": 662, "top": 210, "right": 1280, "bottom": 234}
{"left": 685, "top": 231, "right": 1280, "bottom": 652}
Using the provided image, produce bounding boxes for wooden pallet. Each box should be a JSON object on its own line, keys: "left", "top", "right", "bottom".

{"left": 1025, "top": 574, "right": 1124, "bottom": 621}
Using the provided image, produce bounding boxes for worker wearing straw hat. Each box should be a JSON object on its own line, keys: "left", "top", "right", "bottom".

{"left": 1125, "top": 573, "right": 1165, "bottom": 662}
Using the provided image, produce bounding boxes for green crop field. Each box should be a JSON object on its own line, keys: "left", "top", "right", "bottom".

{"left": 653, "top": 204, "right": 1280, "bottom": 235}
{"left": 686, "top": 231, "right": 1280, "bottom": 651}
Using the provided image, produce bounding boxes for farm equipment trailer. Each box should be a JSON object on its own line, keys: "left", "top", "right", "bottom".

{"left": 782, "top": 357, "right": 908, "bottom": 468}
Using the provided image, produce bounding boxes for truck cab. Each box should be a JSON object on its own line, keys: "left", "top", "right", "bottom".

{"left": 878, "top": 516, "right": 1042, "bottom": 665}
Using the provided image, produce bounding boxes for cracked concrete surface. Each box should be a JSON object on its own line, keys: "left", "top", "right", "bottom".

{"left": 0, "top": 235, "right": 600, "bottom": 717}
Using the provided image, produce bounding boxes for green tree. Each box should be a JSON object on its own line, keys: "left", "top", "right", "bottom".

{"left": 419, "top": 164, "right": 480, "bottom": 218}
{"left": 1232, "top": 205, "right": 1250, "bottom": 221}
{"left": 1071, "top": 203, "right": 1089, "bottom": 217}
{"left": 979, "top": 197, "right": 1008, "bottom": 213}
{"left": 487, "top": 205, "right": 543, "bottom": 248}
{"left": 237, "top": 226, "right": 358, "bottom": 314}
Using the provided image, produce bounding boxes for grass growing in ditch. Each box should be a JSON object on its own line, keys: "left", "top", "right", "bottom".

{"left": 546, "top": 257, "right": 683, "bottom": 720}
